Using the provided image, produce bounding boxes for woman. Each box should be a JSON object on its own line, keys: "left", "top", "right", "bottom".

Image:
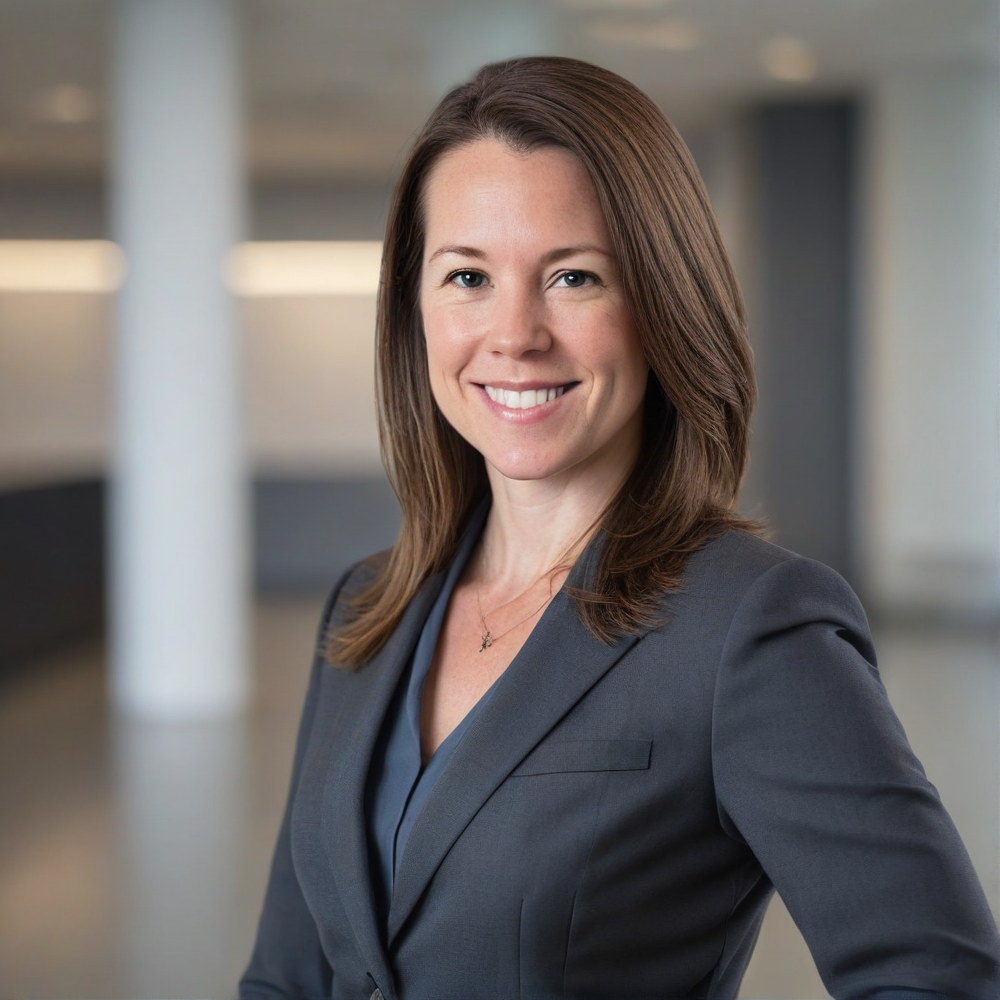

{"left": 241, "top": 57, "right": 1000, "bottom": 1000}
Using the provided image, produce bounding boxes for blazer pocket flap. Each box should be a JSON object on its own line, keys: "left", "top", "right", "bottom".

{"left": 512, "top": 739, "right": 652, "bottom": 776}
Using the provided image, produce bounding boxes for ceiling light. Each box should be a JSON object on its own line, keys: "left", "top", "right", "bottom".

{"left": 0, "top": 241, "right": 125, "bottom": 293}
{"left": 587, "top": 17, "right": 700, "bottom": 51}
{"left": 27, "top": 84, "right": 98, "bottom": 124}
{"left": 226, "top": 241, "right": 383, "bottom": 297}
{"left": 761, "top": 37, "right": 818, "bottom": 83}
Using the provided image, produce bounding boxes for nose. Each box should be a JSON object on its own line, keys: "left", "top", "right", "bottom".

{"left": 482, "top": 282, "right": 552, "bottom": 358}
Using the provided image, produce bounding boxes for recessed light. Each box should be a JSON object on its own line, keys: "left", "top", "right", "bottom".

{"left": 761, "top": 37, "right": 818, "bottom": 83}
{"left": 587, "top": 17, "right": 700, "bottom": 51}
{"left": 0, "top": 241, "right": 125, "bottom": 293}
{"left": 226, "top": 242, "right": 383, "bottom": 297}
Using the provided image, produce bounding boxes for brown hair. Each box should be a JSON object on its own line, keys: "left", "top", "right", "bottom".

{"left": 329, "top": 56, "right": 757, "bottom": 667}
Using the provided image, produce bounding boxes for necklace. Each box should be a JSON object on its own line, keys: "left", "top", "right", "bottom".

{"left": 473, "top": 522, "right": 596, "bottom": 653}
{"left": 476, "top": 584, "right": 554, "bottom": 652}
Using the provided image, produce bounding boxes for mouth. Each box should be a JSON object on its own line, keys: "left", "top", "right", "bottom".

{"left": 480, "top": 383, "right": 578, "bottom": 411}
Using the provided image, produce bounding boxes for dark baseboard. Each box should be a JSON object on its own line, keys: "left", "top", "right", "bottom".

{"left": 253, "top": 476, "right": 400, "bottom": 592}
{"left": 0, "top": 479, "right": 106, "bottom": 670}
{"left": 0, "top": 475, "right": 402, "bottom": 671}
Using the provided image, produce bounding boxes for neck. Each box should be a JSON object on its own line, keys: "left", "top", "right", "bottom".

{"left": 476, "top": 432, "right": 639, "bottom": 594}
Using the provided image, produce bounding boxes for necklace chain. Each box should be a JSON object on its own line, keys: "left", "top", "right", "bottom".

{"left": 476, "top": 585, "right": 553, "bottom": 652}
{"left": 472, "top": 522, "right": 596, "bottom": 653}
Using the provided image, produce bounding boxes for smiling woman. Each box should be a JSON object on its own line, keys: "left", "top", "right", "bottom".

{"left": 240, "top": 57, "right": 1000, "bottom": 1000}
{"left": 337, "top": 57, "right": 758, "bottom": 671}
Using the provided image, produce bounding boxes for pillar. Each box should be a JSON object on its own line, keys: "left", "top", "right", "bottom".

{"left": 110, "top": 0, "right": 248, "bottom": 718}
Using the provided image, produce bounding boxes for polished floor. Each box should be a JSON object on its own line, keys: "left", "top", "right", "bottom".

{"left": 1, "top": 600, "right": 997, "bottom": 1000}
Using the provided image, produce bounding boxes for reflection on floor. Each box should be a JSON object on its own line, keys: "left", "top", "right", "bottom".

{"left": 1, "top": 601, "right": 997, "bottom": 1000}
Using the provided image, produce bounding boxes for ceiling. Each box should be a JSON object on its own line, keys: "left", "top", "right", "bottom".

{"left": 0, "top": 0, "right": 995, "bottom": 181}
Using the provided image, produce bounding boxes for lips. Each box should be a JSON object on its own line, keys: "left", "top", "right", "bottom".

{"left": 482, "top": 384, "right": 570, "bottom": 410}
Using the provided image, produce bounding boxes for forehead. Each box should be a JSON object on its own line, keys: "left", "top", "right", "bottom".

{"left": 420, "top": 139, "right": 611, "bottom": 250}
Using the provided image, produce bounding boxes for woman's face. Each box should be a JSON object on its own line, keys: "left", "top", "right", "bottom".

{"left": 419, "top": 138, "right": 649, "bottom": 487}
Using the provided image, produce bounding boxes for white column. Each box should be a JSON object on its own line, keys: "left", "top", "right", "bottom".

{"left": 860, "top": 63, "right": 1000, "bottom": 620}
{"left": 111, "top": 0, "right": 248, "bottom": 718}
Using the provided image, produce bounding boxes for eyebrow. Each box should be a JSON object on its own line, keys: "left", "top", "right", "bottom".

{"left": 427, "top": 245, "right": 486, "bottom": 264}
{"left": 426, "top": 243, "right": 614, "bottom": 265}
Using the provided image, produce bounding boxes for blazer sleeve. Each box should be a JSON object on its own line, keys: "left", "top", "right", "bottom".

{"left": 711, "top": 556, "right": 1000, "bottom": 1000}
{"left": 239, "top": 572, "right": 350, "bottom": 1000}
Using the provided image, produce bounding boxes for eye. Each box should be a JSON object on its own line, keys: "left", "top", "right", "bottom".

{"left": 554, "top": 270, "right": 596, "bottom": 288}
{"left": 449, "top": 270, "right": 486, "bottom": 289}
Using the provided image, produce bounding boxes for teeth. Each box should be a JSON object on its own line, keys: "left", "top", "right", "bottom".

{"left": 484, "top": 385, "right": 566, "bottom": 409}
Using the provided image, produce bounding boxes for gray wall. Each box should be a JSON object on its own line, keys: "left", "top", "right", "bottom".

{"left": 253, "top": 476, "right": 399, "bottom": 592}
{"left": 752, "top": 102, "right": 856, "bottom": 582}
{"left": 0, "top": 479, "right": 105, "bottom": 671}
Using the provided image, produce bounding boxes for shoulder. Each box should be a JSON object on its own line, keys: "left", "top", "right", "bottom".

{"left": 683, "top": 528, "right": 866, "bottom": 626}
{"left": 689, "top": 530, "right": 878, "bottom": 695}
{"left": 646, "top": 528, "right": 873, "bottom": 672}
{"left": 682, "top": 528, "right": 797, "bottom": 594}
{"left": 315, "top": 548, "right": 392, "bottom": 639}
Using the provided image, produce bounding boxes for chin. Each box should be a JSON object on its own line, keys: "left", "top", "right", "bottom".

{"left": 482, "top": 448, "right": 577, "bottom": 484}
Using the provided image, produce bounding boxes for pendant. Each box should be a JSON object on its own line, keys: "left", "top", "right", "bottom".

{"left": 479, "top": 631, "right": 493, "bottom": 652}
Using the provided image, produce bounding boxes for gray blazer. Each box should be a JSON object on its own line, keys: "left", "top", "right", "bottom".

{"left": 241, "top": 528, "right": 1000, "bottom": 1000}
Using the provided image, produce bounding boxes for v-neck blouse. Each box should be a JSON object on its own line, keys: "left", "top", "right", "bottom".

{"left": 364, "top": 503, "right": 496, "bottom": 926}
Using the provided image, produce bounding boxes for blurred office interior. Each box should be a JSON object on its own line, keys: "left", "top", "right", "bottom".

{"left": 0, "top": 0, "right": 998, "bottom": 997}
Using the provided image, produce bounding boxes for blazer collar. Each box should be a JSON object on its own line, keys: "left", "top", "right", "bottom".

{"left": 386, "top": 531, "right": 645, "bottom": 945}
{"left": 321, "top": 569, "right": 442, "bottom": 1000}
{"left": 321, "top": 501, "right": 490, "bottom": 999}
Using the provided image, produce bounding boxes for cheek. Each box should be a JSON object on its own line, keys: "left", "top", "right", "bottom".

{"left": 422, "top": 337, "right": 450, "bottom": 407}
{"left": 421, "top": 308, "right": 471, "bottom": 402}
{"left": 585, "top": 311, "right": 647, "bottom": 393}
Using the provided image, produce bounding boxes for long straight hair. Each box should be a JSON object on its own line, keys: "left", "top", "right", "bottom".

{"left": 328, "top": 56, "right": 758, "bottom": 667}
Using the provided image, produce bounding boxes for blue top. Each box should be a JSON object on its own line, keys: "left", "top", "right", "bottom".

{"left": 365, "top": 503, "right": 495, "bottom": 926}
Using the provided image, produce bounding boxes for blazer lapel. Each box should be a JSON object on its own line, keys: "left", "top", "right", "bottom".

{"left": 386, "top": 540, "right": 645, "bottom": 946}
{"left": 321, "top": 571, "right": 446, "bottom": 1000}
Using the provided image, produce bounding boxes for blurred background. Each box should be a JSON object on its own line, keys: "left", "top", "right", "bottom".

{"left": 0, "top": 0, "right": 998, "bottom": 997}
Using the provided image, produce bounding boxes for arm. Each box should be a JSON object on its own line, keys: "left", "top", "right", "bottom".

{"left": 239, "top": 572, "right": 350, "bottom": 1000}
{"left": 712, "top": 557, "right": 1000, "bottom": 1000}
